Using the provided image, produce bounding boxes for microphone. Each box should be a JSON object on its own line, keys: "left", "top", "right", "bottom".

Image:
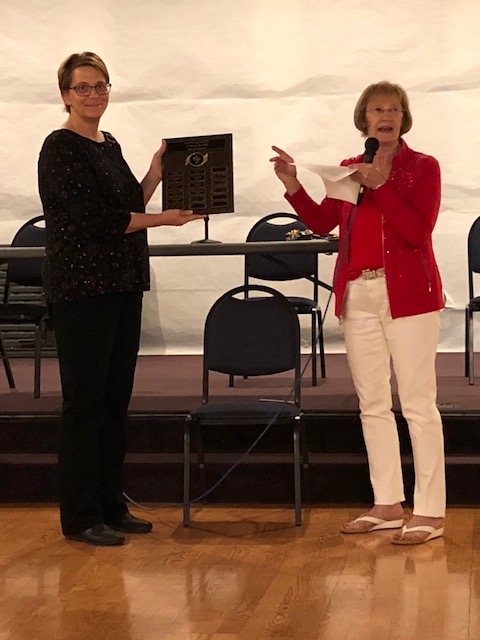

{"left": 363, "top": 137, "right": 380, "bottom": 163}
{"left": 357, "top": 137, "right": 380, "bottom": 205}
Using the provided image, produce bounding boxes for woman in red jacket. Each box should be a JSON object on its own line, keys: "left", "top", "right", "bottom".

{"left": 271, "top": 81, "right": 445, "bottom": 545}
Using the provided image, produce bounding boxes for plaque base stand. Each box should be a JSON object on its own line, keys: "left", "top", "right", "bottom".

{"left": 191, "top": 217, "right": 221, "bottom": 244}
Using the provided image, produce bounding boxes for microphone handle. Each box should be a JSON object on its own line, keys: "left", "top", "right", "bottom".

{"left": 357, "top": 151, "right": 375, "bottom": 206}
{"left": 357, "top": 185, "right": 365, "bottom": 206}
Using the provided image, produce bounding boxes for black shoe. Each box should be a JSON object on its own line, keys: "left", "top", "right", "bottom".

{"left": 65, "top": 523, "right": 125, "bottom": 546}
{"left": 106, "top": 512, "right": 153, "bottom": 534}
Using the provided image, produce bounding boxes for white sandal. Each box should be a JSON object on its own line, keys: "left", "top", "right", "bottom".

{"left": 392, "top": 524, "right": 444, "bottom": 545}
{"left": 341, "top": 514, "right": 404, "bottom": 534}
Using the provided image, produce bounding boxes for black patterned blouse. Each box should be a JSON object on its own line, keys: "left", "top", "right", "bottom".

{"left": 38, "top": 129, "right": 150, "bottom": 304}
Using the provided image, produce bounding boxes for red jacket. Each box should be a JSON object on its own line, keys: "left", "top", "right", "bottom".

{"left": 285, "top": 139, "right": 444, "bottom": 319}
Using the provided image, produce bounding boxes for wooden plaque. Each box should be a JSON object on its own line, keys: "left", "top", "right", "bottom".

{"left": 162, "top": 133, "right": 234, "bottom": 214}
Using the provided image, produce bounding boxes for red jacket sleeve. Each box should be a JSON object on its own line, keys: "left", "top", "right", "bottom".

{"left": 284, "top": 186, "right": 340, "bottom": 235}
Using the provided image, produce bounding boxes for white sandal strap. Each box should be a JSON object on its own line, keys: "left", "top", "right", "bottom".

{"left": 353, "top": 515, "right": 384, "bottom": 525}
{"left": 401, "top": 525, "right": 435, "bottom": 534}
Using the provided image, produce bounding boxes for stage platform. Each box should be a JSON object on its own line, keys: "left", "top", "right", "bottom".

{"left": 1, "top": 353, "right": 480, "bottom": 507}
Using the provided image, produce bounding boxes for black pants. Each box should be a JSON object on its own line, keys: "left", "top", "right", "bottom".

{"left": 50, "top": 292, "right": 143, "bottom": 535}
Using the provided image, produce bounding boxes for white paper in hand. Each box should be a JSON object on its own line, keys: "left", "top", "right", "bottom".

{"left": 299, "top": 163, "right": 360, "bottom": 205}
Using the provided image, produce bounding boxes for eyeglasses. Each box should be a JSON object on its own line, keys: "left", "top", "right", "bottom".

{"left": 69, "top": 82, "right": 111, "bottom": 96}
{"left": 366, "top": 107, "right": 404, "bottom": 116}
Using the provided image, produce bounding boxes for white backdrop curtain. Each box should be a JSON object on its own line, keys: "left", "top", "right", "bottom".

{"left": 0, "top": 0, "right": 478, "bottom": 354}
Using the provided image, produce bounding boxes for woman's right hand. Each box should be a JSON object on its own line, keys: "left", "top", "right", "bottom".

{"left": 160, "top": 209, "right": 206, "bottom": 227}
{"left": 126, "top": 210, "right": 206, "bottom": 233}
{"left": 270, "top": 145, "right": 301, "bottom": 194}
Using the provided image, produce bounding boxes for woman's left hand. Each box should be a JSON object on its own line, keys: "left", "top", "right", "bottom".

{"left": 349, "top": 162, "right": 388, "bottom": 190}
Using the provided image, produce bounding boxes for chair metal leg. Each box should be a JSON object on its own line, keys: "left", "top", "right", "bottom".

{"left": 299, "top": 418, "right": 310, "bottom": 504}
{"left": 0, "top": 332, "right": 15, "bottom": 389}
{"left": 318, "top": 308, "right": 326, "bottom": 379}
{"left": 465, "top": 307, "right": 470, "bottom": 378}
{"left": 195, "top": 424, "right": 207, "bottom": 502}
{"left": 183, "top": 418, "right": 191, "bottom": 527}
{"left": 300, "top": 420, "right": 309, "bottom": 469}
{"left": 33, "top": 323, "right": 43, "bottom": 399}
{"left": 469, "top": 311, "right": 475, "bottom": 385}
{"left": 293, "top": 416, "right": 302, "bottom": 526}
{"left": 310, "top": 309, "right": 318, "bottom": 386}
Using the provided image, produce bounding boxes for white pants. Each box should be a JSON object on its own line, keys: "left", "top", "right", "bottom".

{"left": 342, "top": 276, "right": 446, "bottom": 517}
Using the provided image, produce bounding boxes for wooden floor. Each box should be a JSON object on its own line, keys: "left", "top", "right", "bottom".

{"left": 0, "top": 505, "right": 478, "bottom": 640}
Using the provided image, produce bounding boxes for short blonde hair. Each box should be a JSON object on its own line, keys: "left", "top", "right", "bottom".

{"left": 354, "top": 81, "right": 413, "bottom": 137}
{"left": 57, "top": 52, "right": 109, "bottom": 113}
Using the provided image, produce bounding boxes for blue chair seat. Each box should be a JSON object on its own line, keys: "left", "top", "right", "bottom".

{"left": 0, "top": 303, "right": 48, "bottom": 323}
{"left": 286, "top": 296, "right": 317, "bottom": 313}
{"left": 468, "top": 297, "right": 480, "bottom": 312}
{"left": 190, "top": 400, "right": 301, "bottom": 425}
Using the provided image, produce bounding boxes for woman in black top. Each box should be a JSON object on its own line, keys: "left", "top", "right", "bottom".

{"left": 38, "top": 51, "right": 204, "bottom": 546}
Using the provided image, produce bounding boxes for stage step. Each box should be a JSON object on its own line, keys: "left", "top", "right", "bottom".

{"left": 0, "top": 411, "right": 479, "bottom": 505}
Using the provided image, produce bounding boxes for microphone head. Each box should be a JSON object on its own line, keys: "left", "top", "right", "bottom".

{"left": 364, "top": 137, "right": 380, "bottom": 163}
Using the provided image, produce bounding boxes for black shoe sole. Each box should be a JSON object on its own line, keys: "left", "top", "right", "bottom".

{"left": 65, "top": 533, "right": 125, "bottom": 546}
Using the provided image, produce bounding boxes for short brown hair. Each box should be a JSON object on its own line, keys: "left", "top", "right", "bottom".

{"left": 353, "top": 81, "right": 413, "bottom": 137}
{"left": 57, "top": 52, "right": 109, "bottom": 113}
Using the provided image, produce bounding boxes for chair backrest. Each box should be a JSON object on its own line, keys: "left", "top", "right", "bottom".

{"left": 467, "top": 216, "right": 480, "bottom": 299}
{"left": 203, "top": 284, "right": 301, "bottom": 405}
{"left": 4, "top": 216, "right": 46, "bottom": 302}
{"left": 245, "top": 213, "right": 318, "bottom": 288}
